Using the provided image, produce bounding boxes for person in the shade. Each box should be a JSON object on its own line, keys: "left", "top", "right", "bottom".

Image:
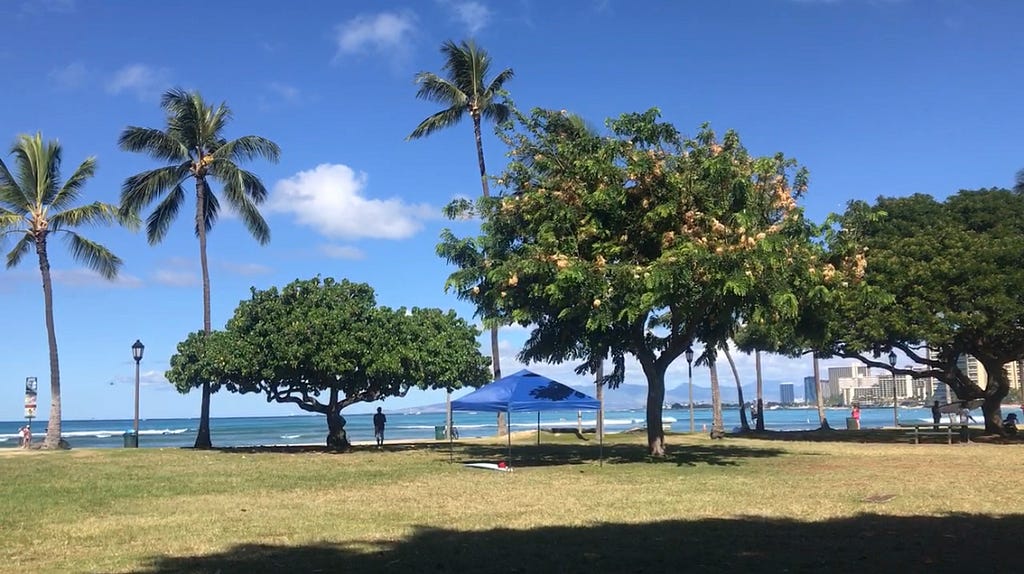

{"left": 373, "top": 407, "right": 387, "bottom": 448}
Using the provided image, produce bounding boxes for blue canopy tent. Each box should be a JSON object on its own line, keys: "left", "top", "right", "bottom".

{"left": 451, "top": 369, "right": 602, "bottom": 467}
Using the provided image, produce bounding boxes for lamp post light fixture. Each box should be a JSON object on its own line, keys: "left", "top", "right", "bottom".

{"left": 686, "top": 347, "right": 695, "bottom": 433}
{"left": 132, "top": 339, "right": 145, "bottom": 446}
{"left": 888, "top": 350, "right": 898, "bottom": 427}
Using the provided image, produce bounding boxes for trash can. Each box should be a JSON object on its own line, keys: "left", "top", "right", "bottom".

{"left": 123, "top": 431, "right": 138, "bottom": 448}
{"left": 435, "top": 425, "right": 446, "bottom": 440}
{"left": 845, "top": 417, "right": 859, "bottom": 430}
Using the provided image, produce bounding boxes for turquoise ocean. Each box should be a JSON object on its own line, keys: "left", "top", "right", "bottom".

{"left": 0, "top": 405, "right": 965, "bottom": 449}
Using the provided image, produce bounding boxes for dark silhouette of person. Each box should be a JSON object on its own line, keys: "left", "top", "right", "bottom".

{"left": 373, "top": 407, "right": 386, "bottom": 447}
{"left": 931, "top": 400, "right": 942, "bottom": 430}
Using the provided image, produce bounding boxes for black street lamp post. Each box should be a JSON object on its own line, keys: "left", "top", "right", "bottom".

{"left": 132, "top": 339, "right": 145, "bottom": 447}
{"left": 888, "top": 350, "right": 898, "bottom": 427}
{"left": 686, "top": 347, "right": 694, "bottom": 433}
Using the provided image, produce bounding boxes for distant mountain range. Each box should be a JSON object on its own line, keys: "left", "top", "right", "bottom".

{"left": 400, "top": 380, "right": 800, "bottom": 413}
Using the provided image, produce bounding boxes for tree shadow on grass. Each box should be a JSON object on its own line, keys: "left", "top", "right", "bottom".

{"left": 455, "top": 442, "right": 788, "bottom": 468}
{"left": 134, "top": 513, "right": 1020, "bottom": 574}
{"left": 733, "top": 428, "right": 1018, "bottom": 445}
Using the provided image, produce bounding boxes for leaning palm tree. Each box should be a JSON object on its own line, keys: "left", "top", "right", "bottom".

{"left": 409, "top": 39, "right": 513, "bottom": 434}
{"left": 722, "top": 345, "right": 750, "bottom": 432}
{"left": 119, "top": 88, "right": 280, "bottom": 449}
{"left": 0, "top": 133, "right": 134, "bottom": 448}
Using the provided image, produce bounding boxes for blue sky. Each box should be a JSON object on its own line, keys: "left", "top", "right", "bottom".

{"left": 1, "top": 0, "right": 1021, "bottom": 421}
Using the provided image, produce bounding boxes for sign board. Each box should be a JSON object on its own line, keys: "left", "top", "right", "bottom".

{"left": 24, "top": 377, "right": 37, "bottom": 421}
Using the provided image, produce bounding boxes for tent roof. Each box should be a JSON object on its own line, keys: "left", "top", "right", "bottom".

{"left": 452, "top": 369, "right": 600, "bottom": 413}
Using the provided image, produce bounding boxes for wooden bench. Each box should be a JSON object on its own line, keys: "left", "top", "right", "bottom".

{"left": 897, "top": 422, "right": 969, "bottom": 444}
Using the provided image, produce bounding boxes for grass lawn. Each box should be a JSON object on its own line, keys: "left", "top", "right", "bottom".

{"left": 1, "top": 431, "right": 1022, "bottom": 573}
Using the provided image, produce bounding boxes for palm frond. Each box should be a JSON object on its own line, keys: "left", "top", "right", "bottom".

{"left": 49, "top": 201, "right": 121, "bottom": 231}
{"left": 441, "top": 40, "right": 486, "bottom": 96}
{"left": 118, "top": 127, "right": 189, "bottom": 162}
{"left": 217, "top": 165, "right": 270, "bottom": 244}
{"left": 0, "top": 158, "right": 31, "bottom": 214}
{"left": 481, "top": 101, "right": 512, "bottom": 125}
{"left": 413, "top": 73, "right": 467, "bottom": 107}
{"left": 48, "top": 156, "right": 97, "bottom": 213}
{"left": 145, "top": 184, "right": 186, "bottom": 244}
{"left": 212, "top": 135, "right": 281, "bottom": 164}
{"left": 62, "top": 231, "right": 122, "bottom": 279}
{"left": 198, "top": 181, "right": 221, "bottom": 235}
{"left": 205, "top": 102, "right": 233, "bottom": 147}
{"left": 484, "top": 67, "right": 515, "bottom": 95}
{"left": 120, "top": 163, "right": 191, "bottom": 217}
{"left": 11, "top": 133, "right": 61, "bottom": 207}
{"left": 408, "top": 106, "right": 465, "bottom": 140}
{"left": 3, "top": 231, "right": 33, "bottom": 269}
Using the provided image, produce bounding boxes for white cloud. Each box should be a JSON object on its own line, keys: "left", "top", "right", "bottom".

{"left": 106, "top": 64, "right": 171, "bottom": 101}
{"left": 319, "top": 244, "right": 366, "bottom": 260}
{"left": 269, "top": 163, "right": 436, "bottom": 240}
{"left": 49, "top": 62, "right": 87, "bottom": 89}
{"left": 219, "top": 262, "right": 272, "bottom": 276}
{"left": 444, "top": 1, "right": 492, "bottom": 35}
{"left": 152, "top": 269, "right": 198, "bottom": 287}
{"left": 335, "top": 11, "right": 417, "bottom": 59}
{"left": 51, "top": 269, "right": 143, "bottom": 288}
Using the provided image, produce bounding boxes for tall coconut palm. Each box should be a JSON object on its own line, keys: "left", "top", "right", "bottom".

{"left": 119, "top": 88, "right": 280, "bottom": 449}
{"left": 709, "top": 358, "right": 725, "bottom": 439}
{"left": 723, "top": 345, "right": 749, "bottom": 432}
{"left": 754, "top": 349, "right": 765, "bottom": 431}
{"left": 0, "top": 133, "right": 133, "bottom": 448}
{"left": 409, "top": 39, "right": 513, "bottom": 433}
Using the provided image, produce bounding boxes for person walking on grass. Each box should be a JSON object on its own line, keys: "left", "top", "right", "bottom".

{"left": 373, "top": 407, "right": 387, "bottom": 448}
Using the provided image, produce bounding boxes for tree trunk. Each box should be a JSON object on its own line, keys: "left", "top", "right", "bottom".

{"left": 724, "top": 346, "right": 749, "bottom": 432}
{"left": 977, "top": 357, "right": 1011, "bottom": 435}
{"left": 326, "top": 410, "right": 350, "bottom": 451}
{"left": 194, "top": 177, "right": 213, "bottom": 449}
{"left": 446, "top": 389, "right": 453, "bottom": 440}
{"left": 473, "top": 113, "right": 505, "bottom": 438}
{"left": 709, "top": 359, "right": 725, "bottom": 439}
{"left": 755, "top": 350, "right": 765, "bottom": 431}
{"left": 642, "top": 362, "right": 667, "bottom": 456}
{"left": 36, "top": 239, "right": 65, "bottom": 449}
{"left": 813, "top": 353, "right": 830, "bottom": 430}
{"left": 595, "top": 360, "right": 604, "bottom": 442}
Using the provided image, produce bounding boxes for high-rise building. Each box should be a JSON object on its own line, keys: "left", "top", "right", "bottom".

{"left": 780, "top": 383, "right": 795, "bottom": 405}
{"left": 954, "top": 355, "right": 1022, "bottom": 399}
{"left": 804, "top": 376, "right": 817, "bottom": 403}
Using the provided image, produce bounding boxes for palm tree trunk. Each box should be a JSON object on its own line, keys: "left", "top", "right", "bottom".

{"left": 710, "top": 359, "right": 725, "bottom": 438}
{"left": 724, "top": 346, "right": 749, "bottom": 432}
{"left": 813, "top": 353, "right": 830, "bottom": 430}
{"left": 473, "top": 114, "right": 490, "bottom": 198}
{"left": 755, "top": 350, "right": 765, "bottom": 431}
{"left": 472, "top": 113, "right": 506, "bottom": 436}
{"left": 35, "top": 238, "right": 64, "bottom": 449}
{"left": 194, "top": 177, "right": 213, "bottom": 449}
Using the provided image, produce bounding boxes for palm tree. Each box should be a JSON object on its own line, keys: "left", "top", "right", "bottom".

{"left": 119, "top": 88, "right": 280, "bottom": 449}
{"left": 709, "top": 358, "right": 725, "bottom": 439}
{"left": 754, "top": 349, "right": 765, "bottom": 431}
{"left": 409, "top": 39, "right": 513, "bottom": 433}
{"left": 723, "top": 345, "right": 749, "bottom": 432}
{"left": 0, "top": 133, "right": 133, "bottom": 448}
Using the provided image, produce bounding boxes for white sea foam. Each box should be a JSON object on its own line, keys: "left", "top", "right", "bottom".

{"left": 280, "top": 434, "right": 301, "bottom": 439}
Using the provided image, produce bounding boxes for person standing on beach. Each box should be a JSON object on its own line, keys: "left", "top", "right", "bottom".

{"left": 373, "top": 407, "right": 386, "bottom": 448}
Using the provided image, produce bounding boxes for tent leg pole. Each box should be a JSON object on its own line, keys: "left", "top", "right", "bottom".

{"left": 507, "top": 411, "right": 512, "bottom": 468}
{"left": 449, "top": 416, "right": 454, "bottom": 464}
{"left": 537, "top": 412, "right": 540, "bottom": 445}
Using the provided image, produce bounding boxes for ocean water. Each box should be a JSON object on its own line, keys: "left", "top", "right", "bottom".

{"left": 0, "top": 405, "right": 981, "bottom": 449}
